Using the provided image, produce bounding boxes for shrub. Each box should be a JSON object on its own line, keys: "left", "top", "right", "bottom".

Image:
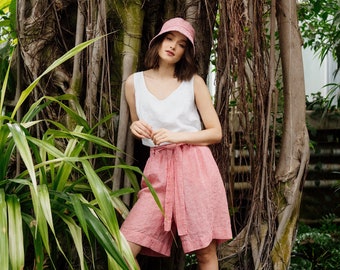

{"left": 290, "top": 214, "right": 340, "bottom": 270}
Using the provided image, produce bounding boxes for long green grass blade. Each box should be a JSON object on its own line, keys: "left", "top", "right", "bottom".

{"left": 7, "top": 123, "right": 38, "bottom": 193}
{"left": 37, "top": 185, "right": 55, "bottom": 234}
{"left": 69, "top": 194, "right": 89, "bottom": 239}
{"left": 19, "top": 96, "right": 52, "bottom": 123}
{"left": 31, "top": 185, "right": 71, "bottom": 266}
{"left": 109, "top": 195, "right": 130, "bottom": 220}
{"left": 21, "top": 95, "right": 87, "bottom": 126}
{"left": 44, "top": 129, "right": 119, "bottom": 152}
{"left": 107, "top": 256, "right": 122, "bottom": 270}
{"left": 42, "top": 95, "right": 88, "bottom": 127}
{"left": 82, "top": 160, "right": 119, "bottom": 237}
{"left": 59, "top": 214, "right": 85, "bottom": 270}
{"left": 0, "top": 189, "right": 9, "bottom": 269}
{"left": 82, "top": 206, "right": 129, "bottom": 270}
{"left": 82, "top": 160, "right": 138, "bottom": 269}
{"left": 0, "top": 126, "right": 11, "bottom": 180}
{"left": 30, "top": 186, "right": 50, "bottom": 255}
{"left": 0, "top": 58, "right": 11, "bottom": 121}
{"left": 11, "top": 36, "right": 103, "bottom": 119}
{"left": 141, "top": 174, "right": 164, "bottom": 215}
{"left": 54, "top": 126, "right": 84, "bottom": 191}
{"left": 21, "top": 214, "right": 45, "bottom": 270}
{"left": 117, "top": 164, "right": 164, "bottom": 215}
{"left": 119, "top": 232, "right": 139, "bottom": 270}
{"left": 27, "top": 136, "right": 65, "bottom": 158}
{"left": 7, "top": 195, "right": 24, "bottom": 270}
{"left": 0, "top": 0, "right": 11, "bottom": 10}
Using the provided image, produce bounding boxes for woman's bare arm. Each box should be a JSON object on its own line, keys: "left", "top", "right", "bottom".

{"left": 125, "top": 75, "right": 153, "bottom": 139}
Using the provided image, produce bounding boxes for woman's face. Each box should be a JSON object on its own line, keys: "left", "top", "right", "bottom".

{"left": 158, "top": 31, "right": 187, "bottom": 64}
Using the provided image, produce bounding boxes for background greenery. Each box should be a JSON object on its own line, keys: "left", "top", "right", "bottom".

{"left": 294, "top": 1, "right": 340, "bottom": 269}
{"left": 0, "top": 38, "right": 142, "bottom": 269}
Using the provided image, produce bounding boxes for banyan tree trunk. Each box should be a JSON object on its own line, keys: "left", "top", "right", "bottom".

{"left": 216, "top": 0, "right": 309, "bottom": 269}
{"left": 271, "top": 0, "right": 310, "bottom": 268}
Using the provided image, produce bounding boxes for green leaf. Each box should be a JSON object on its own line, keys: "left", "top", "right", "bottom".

{"left": 36, "top": 185, "right": 72, "bottom": 267}
{"left": 37, "top": 185, "right": 55, "bottom": 235}
{"left": 0, "top": 189, "right": 9, "bottom": 269}
{"left": 116, "top": 164, "right": 164, "bottom": 215}
{"left": 7, "top": 123, "right": 38, "bottom": 193}
{"left": 20, "top": 96, "right": 54, "bottom": 123}
{"left": 11, "top": 35, "right": 104, "bottom": 119}
{"left": 82, "top": 206, "right": 129, "bottom": 270}
{"left": 58, "top": 213, "right": 85, "bottom": 270}
{"left": 0, "top": 57, "right": 11, "bottom": 122}
{"left": 82, "top": 161, "right": 138, "bottom": 269}
{"left": 0, "top": 126, "right": 12, "bottom": 180}
{"left": 46, "top": 129, "right": 119, "bottom": 152}
{"left": 54, "top": 126, "right": 85, "bottom": 191}
{"left": 21, "top": 214, "right": 45, "bottom": 270}
{"left": 7, "top": 195, "right": 24, "bottom": 270}
{"left": 69, "top": 194, "right": 90, "bottom": 239}
{"left": 0, "top": 0, "right": 11, "bottom": 10}
{"left": 82, "top": 160, "right": 120, "bottom": 238}
{"left": 21, "top": 95, "right": 89, "bottom": 129}
{"left": 30, "top": 186, "right": 50, "bottom": 255}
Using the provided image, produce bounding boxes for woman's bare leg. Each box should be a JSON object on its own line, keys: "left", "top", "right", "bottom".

{"left": 194, "top": 240, "right": 218, "bottom": 270}
{"left": 128, "top": 241, "right": 142, "bottom": 269}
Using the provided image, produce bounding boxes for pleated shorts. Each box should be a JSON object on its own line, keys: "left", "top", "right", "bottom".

{"left": 120, "top": 144, "right": 232, "bottom": 257}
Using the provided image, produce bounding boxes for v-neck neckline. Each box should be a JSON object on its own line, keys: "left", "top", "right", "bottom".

{"left": 141, "top": 71, "right": 183, "bottom": 101}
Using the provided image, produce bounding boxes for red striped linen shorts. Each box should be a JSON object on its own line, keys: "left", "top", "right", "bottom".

{"left": 120, "top": 143, "right": 232, "bottom": 257}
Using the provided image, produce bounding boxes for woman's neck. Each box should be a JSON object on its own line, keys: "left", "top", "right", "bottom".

{"left": 156, "top": 59, "right": 176, "bottom": 77}
{"left": 152, "top": 65, "right": 176, "bottom": 79}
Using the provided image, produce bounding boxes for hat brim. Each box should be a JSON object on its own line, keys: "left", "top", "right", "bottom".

{"left": 148, "top": 18, "right": 195, "bottom": 53}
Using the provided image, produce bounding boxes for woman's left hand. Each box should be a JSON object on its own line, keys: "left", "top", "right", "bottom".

{"left": 152, "top": 128, "right": 179, "bottom": 145}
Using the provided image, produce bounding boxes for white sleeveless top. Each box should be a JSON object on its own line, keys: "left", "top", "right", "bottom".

{"left": 134, "top": 71, "right": 202, "bottom": 147}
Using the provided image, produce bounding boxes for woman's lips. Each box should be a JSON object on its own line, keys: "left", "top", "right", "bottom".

{"left": 165, "top": 50, "right": 175, "bottom": 56}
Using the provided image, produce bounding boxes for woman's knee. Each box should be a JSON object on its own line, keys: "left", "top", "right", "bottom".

{"left": 128, "top": 241, "right": 142, "bottom": 258}
{"left": 195, "top": 241, "right": 217, "bottom": 264}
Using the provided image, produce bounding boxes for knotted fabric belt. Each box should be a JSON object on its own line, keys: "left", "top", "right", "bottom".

{"left": 152, "top": 143, "right": 188, "bottom": 235}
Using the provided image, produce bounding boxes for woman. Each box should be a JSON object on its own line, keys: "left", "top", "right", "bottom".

{"left": 121, "top": 17, "right": 232, "bottom": 270}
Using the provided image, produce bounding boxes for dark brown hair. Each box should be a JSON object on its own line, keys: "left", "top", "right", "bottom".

{"left": 144, "top": 33, "right": 197, "bottom": 81}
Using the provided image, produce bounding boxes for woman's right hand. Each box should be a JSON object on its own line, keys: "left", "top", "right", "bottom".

{"left": 130, "top": 120, "right": 153, "bottom": 139}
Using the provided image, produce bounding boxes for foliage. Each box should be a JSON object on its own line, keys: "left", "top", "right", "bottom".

{"left": 185, "top": 253, "right": 197, "bottom": 269}
{"left": 0, "top": 0, "right": 16, "bottom": 95}
{"left": 306, "top": 83, "right": 340, "bottom": 117}
{"left": 298, "top": 0, "right": 340, "bottom": 76}
{"left": 0, "top": 38, "right": 146, "bottom": 269}
{"left": 290, "top": 214, "right": 340, "bottom": 270}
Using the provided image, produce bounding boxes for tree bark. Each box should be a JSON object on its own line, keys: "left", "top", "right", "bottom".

{"left": 217, "top": 1, "right": 309, "bottom": 269}
{"left": 272, "top": 0, "right": 310, "bottom": 268}
{"left": 111, "top": 1, "right": 144, "bottom": 192}
{"left": 84, "top": 0, "right": 106, "bottom": 128}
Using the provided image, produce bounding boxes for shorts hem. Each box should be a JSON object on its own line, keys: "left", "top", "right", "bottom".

{"left": 181, "top": 231, "right": 233, "bottom": 254}
{"left": 121, "top": 229, "right": 172, "bottom": 257}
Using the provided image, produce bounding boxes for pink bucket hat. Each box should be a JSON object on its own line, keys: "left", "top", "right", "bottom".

{"left": 149, "top": 17, "right": 195, "bottom": 52}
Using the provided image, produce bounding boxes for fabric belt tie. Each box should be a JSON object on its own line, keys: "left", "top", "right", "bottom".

{"left": 154, "top": 144, "right": 188, "bottom": 235}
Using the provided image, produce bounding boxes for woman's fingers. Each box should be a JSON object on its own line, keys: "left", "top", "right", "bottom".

{"left": 152, "top": 129, "right": 174, "bottom": 145}
{"left": 130, "top": 120, "right": 153, "bottom": 138}
{"left": 130, "top": 123, "right": 177, "bottom": 145}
